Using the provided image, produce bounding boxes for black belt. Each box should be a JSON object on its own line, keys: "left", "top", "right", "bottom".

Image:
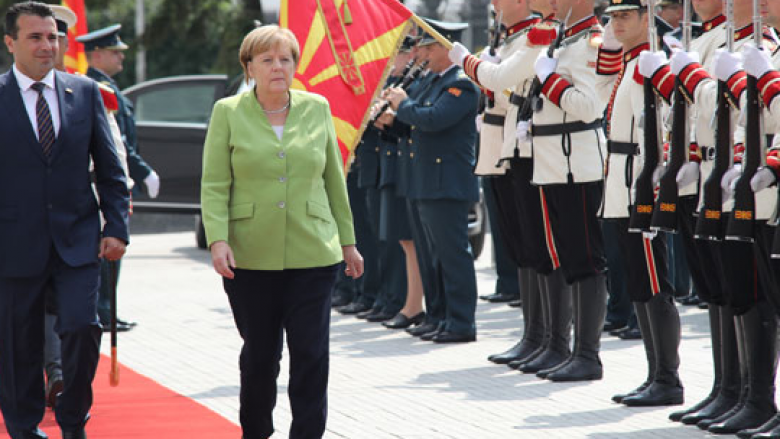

{"left": 608, "top": 141, "right": 638, "bottom": 155}
{"left": 483, "top": 113, "right": 506, "bottom": 126}
{"left": 700, "top": 145, "right": 715, "bottom": 161}
{"left": 509, "top": 92, "right": 526, "bottom": 107}
{"left": 531, "top": 119, "right": 602, "bottom": 137}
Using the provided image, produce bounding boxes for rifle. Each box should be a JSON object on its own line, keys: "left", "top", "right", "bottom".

{"left": 726, "top": 0, "right": 763, "bottom": 242}
{"left": 483, "top": 11, "right": 503, "bottom": 109}
{"left": 369, "top": 60, "right": 429, "bottom": 126}
{"left": 517, "top": 9, "right": 571, "bottom": 123}
{"left": 650, "top": 0, "right": 693, "bottom": 232}
{"left": 695, "top": 0, "right": 735, "bottom": 240}
{"left": 629, "top": 0, "right": 664, "bottom": 232}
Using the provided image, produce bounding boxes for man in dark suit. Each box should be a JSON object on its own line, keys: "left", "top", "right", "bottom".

{"left": 0, "top": 3, "right": 129, "bottom": 438}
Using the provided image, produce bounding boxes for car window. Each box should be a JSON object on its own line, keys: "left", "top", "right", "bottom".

{"left": 135, "top": 83, "right": 218, "bottom": 124}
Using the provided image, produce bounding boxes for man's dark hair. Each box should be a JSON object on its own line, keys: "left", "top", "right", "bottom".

{"left": 4, "top": 1, "right": 53, "bottom": 39}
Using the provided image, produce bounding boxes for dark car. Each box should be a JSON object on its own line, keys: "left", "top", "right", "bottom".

{"left": 124, "top": 75, "right": 487, "bottom": 258}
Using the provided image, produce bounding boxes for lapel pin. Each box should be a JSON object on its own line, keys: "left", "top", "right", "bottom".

{"left": 65, "top": 88, "right": 73, "bottom": 94}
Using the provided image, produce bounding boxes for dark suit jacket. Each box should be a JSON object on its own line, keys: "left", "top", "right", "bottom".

{"left": 0, "top": 69, "right": 129, "bottom": 277}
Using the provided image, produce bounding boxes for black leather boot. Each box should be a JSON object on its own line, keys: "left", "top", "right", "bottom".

{"left": 613, "top": 301, "right": 654, "bottom": 403}
{"left": 518, "top": 270, "right": 571, "bottom": 374}
{"left": 489, "top": 268, "right": 544, "bottom": 364}
{"left": 737, "top": 413, "right": 780, "bottom": 439}
{"left": 671, "top": 304, "right": 722, "bottom": 421}
{"left": 546, "top": 274, "right": 606, "bottom": 382}
{"left": 622, "top": 294, "right": 683, "bottom": 406}
{"left": 508, "top": 274, "right": 550, "bottom": 370}
{"left": 709, "top": 306, "right": 777, "bottom": 434}
{"left": 685, "top": 305, "right": 742, "bottom": 425}
{"left": 753, "top": 413, "right": 780, "bottom": 438}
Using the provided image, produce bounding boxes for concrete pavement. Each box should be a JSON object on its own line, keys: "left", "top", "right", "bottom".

{"left": 106, "top": 226, "right": 728, "bottom": 438}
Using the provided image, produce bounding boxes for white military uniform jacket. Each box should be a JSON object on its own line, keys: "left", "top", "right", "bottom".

{"left": 465, "top": 16, "right": 544, "bottom": 171}
{"left": 596, "top": 43, "right": 653, "bottom": 218}
{"left": 529, "top": 15, "right": 608, "bottom": 185}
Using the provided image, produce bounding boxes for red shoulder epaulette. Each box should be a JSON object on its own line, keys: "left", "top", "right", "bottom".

{"left": 97, "top": 82, "right": 119, "bottom": 113}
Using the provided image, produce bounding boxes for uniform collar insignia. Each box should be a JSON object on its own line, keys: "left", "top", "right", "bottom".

{"left": 702, "top": 15, "right": 726, "bottom": 33}
{"left": 624, "top": 43, "right": 649, "bottom": 63}
{"left": 507, "top": 17, "right": 542, "bottom": 36}
{"left": 564, "top": 15, "right": 599, "bottom": 39}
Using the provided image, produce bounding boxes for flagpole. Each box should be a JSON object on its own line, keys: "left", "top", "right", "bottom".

{"left": 409, "top": 15, "right": 453, "bottom": 49}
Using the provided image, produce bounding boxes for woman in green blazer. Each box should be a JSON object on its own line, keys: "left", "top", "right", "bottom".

{"left": 200, "top": 25, "right": 363, "bottom": 439}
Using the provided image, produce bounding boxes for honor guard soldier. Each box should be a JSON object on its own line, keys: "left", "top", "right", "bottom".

{"left": 639, "top": 0, "right": 739, "bottom": 424}
{"left": 596, "top": 0, "right": 683, "bottom": 406}
{"left": 523, "top": 0, "right": 609, "bottom": 382}
{"left": 449, "top": 0, "right": 562, "bottom": 369}
{"left": 385, "top": 19, "right": 480, "bottom": 343}
{"left": 643, "top": 0, "right": 779, "bottom": 432}
{"left": 644, "top": 0, "right": 777, "bottom": 433}
{"left": 734, "top": 28, "right": 780, "bottom": 439}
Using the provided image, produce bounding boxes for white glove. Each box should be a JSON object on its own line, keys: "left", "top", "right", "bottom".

{"left": 670, "top": 50, "right": 700, "bottom": 76}
{"left": 721, "top": 165, "right": 742, "bottom": 198}
{"left": 676, "top": 162, "right": 700, "bottom": 187}
{"left": 652, "top": 165, "right": 665, "bottom": 186}
{"left": 479, "top": 49, "right": 501, "bottom": 64}
{"left": 516, "top": 120, "right": 530, "bottom": 144}
{"left": 743, "top": 43, "right": 774, "bottom": 78}
{"left": 751, "top": 167, "right": 777, "bottom": 192}
{"left": 712, "top": 49, "right": 743, "bottom": 82}
{"left": 144, "top": 170, "right": 160, "bottom": 199}
{"left": 448, "top": 42, "right": 470, "bottom": 67}
{"left": 534, "top": 54, "right": 558, "bottom": 83}
{"left": 602, "top": 21, "right": 621, "bottom": 51}
{"left": 638, "top": 51, "right": 669, "bottom": 78}
{"left": 663, "top": 34, "right": 683, "bottom": 51}
{"left": 475, "top": 114, "right": 483, "bottom": 133}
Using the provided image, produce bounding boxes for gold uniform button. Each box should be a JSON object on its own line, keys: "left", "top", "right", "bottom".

{"left": 436, "top": 158, "right": 442, "bottom": 164}
{"left": 375, "top": 147, "right": 380, "bottom": 152}
{"left": 397, "top": 151, "right": 402, "bottom": 156}
{"left": 410, "top": 152, "right": 415, "bottom": 158}
{"left": 386, "top": 151, "right": 392, "bottom": 156}
{"left": 409, "top": 139, "right": 414, "bottom": 144}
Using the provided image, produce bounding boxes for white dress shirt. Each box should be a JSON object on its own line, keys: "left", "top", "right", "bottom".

{"left": 13, "top": 65, "right": 61, "bottom": 140}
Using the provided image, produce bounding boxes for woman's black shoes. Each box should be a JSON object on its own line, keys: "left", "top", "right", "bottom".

{"left": 383, "top": 311, "right": 426, "bottom": 329}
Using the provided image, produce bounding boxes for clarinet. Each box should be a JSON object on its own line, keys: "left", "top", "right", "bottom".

{"left": 369, "top": 60, "right": 429, "bottom": 126}
{"left": 695, "top": 0, "right": 735, "bottom": 240}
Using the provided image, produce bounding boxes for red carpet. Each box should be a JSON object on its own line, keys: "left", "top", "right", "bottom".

{"left": 1, "top": 355, "right": 241, "bottom": 438}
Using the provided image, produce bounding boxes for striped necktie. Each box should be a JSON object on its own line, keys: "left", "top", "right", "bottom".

{"left": 31, "top": 82, "right": 55, "bottom": 157}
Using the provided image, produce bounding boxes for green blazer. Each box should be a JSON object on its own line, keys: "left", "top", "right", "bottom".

{"left": 201, "top": 89, "right": 356, "bottom": 270}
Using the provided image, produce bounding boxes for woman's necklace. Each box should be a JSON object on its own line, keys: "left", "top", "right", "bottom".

{"left": 263, "top": 98, "right": 290, "bottom": 115}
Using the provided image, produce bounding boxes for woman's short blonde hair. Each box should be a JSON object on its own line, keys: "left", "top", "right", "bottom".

{"left": 239, "top": 25, "right": 301, "bottom": 82}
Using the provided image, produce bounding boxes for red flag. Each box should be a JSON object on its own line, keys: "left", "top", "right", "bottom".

{"left": 280, "top": 0, "right": 413, "bottom": 165}
{"left": 62, "top": 0, "right": 88, "bottom": 74}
